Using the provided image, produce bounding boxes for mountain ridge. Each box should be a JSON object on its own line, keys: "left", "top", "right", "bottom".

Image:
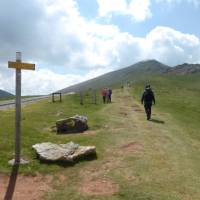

{"left": 58, "top": 60, "right": 200, "bottom": 94}
{"left": 165, "top": 63, "right": 200, "bottom": 75}
{"left": 0, "top": 89, "right": 13, "bottom": 98}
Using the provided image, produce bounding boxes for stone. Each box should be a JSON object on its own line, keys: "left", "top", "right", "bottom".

{"left": 8, "top": 158, "right": 29, "bottom": 165}
{"left": 56, "top": 115, "right": 88, "bottom": 134}
{"left": 32, "top": 141, "right": 96, "bottom": 162}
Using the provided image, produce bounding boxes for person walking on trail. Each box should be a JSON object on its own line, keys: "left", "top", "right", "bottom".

{"left": 101, "top": 88, "right": 107, "bottom": 104}
{"left": 141, "top": 84, "right": 155, "bottom": 120}
{"left": 107, "top": 88, "right": 112, "bottom": 103}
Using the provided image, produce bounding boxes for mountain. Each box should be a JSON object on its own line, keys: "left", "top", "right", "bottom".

{"left": 165, "top": 63, "right": 200, "bottom": 75}
{"left": 0, "top": 89, "right": 13, "bottom": 98}
{"left": 58, "top": 60, "right": 170, "bottom": 93}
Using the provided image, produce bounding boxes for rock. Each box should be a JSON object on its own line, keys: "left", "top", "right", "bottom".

{"left": 8, "top": 158, "right": 29, "bottom": 165}
{"left": 56, "top": 115, "right": 88, "bottom": 134}
{"left": 32, "top": 141, "right": 96, "bottom": 162}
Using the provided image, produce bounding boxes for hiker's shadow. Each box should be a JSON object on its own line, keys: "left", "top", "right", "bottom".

{"left": 4, "top": 164, "right": 19, "bottom": 200}
{"left": 150, "top": 119, "right": 165, "bottom": 124}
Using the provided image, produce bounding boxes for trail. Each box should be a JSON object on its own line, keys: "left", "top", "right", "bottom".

{"left": 75, "top": 87, "right": 200, "bottom": 200}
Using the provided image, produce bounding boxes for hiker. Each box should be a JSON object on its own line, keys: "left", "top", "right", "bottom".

{"left": 107, "top": 88, "right": 112, "bottom": 103}
{"left": 101, "top": 88, "right": 107, "bottom": 104}
{"left": 141, "top": 84, "right": 155, "bottom": 120}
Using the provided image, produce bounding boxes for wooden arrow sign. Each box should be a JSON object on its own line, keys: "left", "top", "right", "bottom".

{"left": 8, "top": 52, "right": 35, "bottom": 165}
{"left": 8, "top": 61, "right": 35, "bottom": 70}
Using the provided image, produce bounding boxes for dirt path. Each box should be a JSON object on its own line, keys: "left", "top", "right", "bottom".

{"left": 75, "top": 88, "right": 173, "bottom": 197}
{"left": 0, "top": 174, "right": 53, "bottom": 200}
{"left": 76, "top": 88, "right": 200, "bottom": 199}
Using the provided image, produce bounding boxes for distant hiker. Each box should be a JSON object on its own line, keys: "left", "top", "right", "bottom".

{"left": 141, "top": 84, "right": 155, "bottom": 120}
{"left": 101, "top": 88, "right": 107, "bottom": 104}
{"left": 107, "top": 88, "right": 112, "bottom": 103}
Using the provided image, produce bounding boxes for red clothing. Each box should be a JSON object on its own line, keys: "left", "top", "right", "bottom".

{"left": 101, "top": 89, "right": 107, "bottom": 96}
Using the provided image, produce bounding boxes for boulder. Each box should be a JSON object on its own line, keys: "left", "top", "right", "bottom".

{"left": 32, "top": 141, "right": 96, "bottom": 162}
{"left": 56, "top": 115, "right": 88, "bottom": 134}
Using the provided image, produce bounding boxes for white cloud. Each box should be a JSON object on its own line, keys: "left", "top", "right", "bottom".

{"left": 97, "top": 0, "right": 127, "bottom": 17}
{"left": 144, "top": 26, "right": 200, "bottom": 65}
{"left": 97, "top": 0, "right": 152, "bottom": 22}
{"left": 20, "top": 67, "right": 112, "bottom": 95}
{"left": 96, "top": 0, "right": 199, "bottom": 22}
{"left": 129, "top": 0, "right": 152, "bottom": 22}
{"left": 1, "top": 23, "right": 200, "bottom": 95}
{"left": 0, "top": 67, "right": 113, "bottom": 95}
{"left": 1, "top": 0, "right": 200, "bottom": 95}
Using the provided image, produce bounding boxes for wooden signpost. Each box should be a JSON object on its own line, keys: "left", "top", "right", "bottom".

{"left": 8, "top": 52, "right": 35, "bottom": 165}
{"left": 52, "top": 92, "right": 62, "bottom": 103}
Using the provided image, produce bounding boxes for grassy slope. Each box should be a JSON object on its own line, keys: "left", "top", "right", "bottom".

{"left": 1, "top": 75, "right": 200, "bottom": 200}
{"left": 58, "top": 60, "right": 169, "bottom": 93}
{"left": 132, "top": 74, "right": 200, "bottom": 140}
{"left": 0, "top": 95, "right": 44, "bottom": 101}
{"left": 0, "top": 92, "right": 105, "bottom": 174}
{"left": 47, "top": 86, "right": 200, "bottom": 200}
{"left": 0, "top": 96, "right": 15, "bottom": 101}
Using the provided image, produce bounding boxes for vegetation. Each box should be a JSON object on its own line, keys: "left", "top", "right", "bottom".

{"left": 58, "top": 60, "right": 169, "bottom": 93}
{"left": 132, "top": 74, "right": 200, "bottom": 140}
{"left": 0, "top": 89, "right": 13, "bottom": 100}
{"left": 0, "top": 92, "right": 105, "bottom": 174}
{"left": 1, "top": 71, "right": 200, "bottom": 199}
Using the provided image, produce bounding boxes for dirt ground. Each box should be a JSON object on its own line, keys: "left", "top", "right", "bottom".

{"left": 0, "top": 174, "right": 53, "bottom": 200}
{"left": 79, "top": 178, "right": 119, "bottom": 196}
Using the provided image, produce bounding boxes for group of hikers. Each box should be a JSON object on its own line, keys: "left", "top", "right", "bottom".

{"left": 101, "top": 88, "right": 112, "bottom": 104}
{"left": 101, "top": 84, "right": 155, "bottom": 121}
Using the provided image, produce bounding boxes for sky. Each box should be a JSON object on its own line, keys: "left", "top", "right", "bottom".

{"left": 0, "top": 0, "right": 200, "bottom": 95}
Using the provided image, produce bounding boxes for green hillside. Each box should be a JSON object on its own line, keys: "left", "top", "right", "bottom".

{"left": 0, "top": 89, "right": 13, "bottom": 99}
{"left": 1, "top": 61, "right": 200, "bottom": 199}
{"left": 58, "top": 60, "right": 170, "bottom": 93}
{"left": 1, "top": 73, "right": 200, "bottom": 199}
{"left": 133, "top": 73, "right": 200, "bottom": 139}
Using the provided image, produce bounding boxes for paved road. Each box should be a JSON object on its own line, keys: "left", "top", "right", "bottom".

{"left": 0, "top": 96, "right": 50, "bottom": 110}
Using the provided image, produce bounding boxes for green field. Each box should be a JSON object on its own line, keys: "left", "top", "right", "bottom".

{"left": 0, "top": 95, "right": 45, "bottom": 101}
{"left": 133, "top": 74, "right": 200, "bottom": 140}
{"left": 1, "top": 74, "right": 200, "bottom": 199}
{"left": 0, "top": 92, "right": 105, "bottom": 174}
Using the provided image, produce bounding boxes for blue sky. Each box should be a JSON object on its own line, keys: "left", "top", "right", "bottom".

{"left": 77, "top": 0, "right": 200, "bottom": 37}
{"left": 0, "top": 0, "right": 200, "bottom": 95}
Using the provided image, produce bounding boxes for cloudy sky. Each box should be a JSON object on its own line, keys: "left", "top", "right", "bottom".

{"left": 0, "top": 0, "right": 200, "bottom": 95}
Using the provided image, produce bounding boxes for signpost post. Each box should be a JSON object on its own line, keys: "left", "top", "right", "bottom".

{"left": 8, "top": 52, "right": 35, "bottom": 165}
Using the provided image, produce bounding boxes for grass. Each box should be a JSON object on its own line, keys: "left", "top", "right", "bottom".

{"left": 0, "top": 92, "right": 106, "bottom": 174}
{"left": 45, "top": 84, "right": 200, "bottom": 200}
{"left": 132, "top": 74, "right": 200, "bottom": 140}
{"left": 1, "top": 74, "right": 200, "bottom": 200}
{"left": 0, "top": 95, "right": 46, "bottom": 102}
{"left": 0, "top": 96, "right": 15, "bottom": 101}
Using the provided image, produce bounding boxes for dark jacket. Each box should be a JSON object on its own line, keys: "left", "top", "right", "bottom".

{"left": 108, "top": 89, "right": 112, "bottom": 96}
{"left": 141, "top": 89, "right": 155, "bottom": 105}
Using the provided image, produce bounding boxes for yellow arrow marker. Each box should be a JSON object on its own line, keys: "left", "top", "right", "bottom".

{"left": 8, "top": 61, "right": 35, "bottom": 70}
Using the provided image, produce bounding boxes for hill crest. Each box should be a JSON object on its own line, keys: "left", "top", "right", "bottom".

{"left": 0, "top": 89, "right": 13, "bottom": 98}
{"left": 165, "top": 63, "right": 200, "bottom": 75}
{"left": 58, "top": 60, "right": 169, "bottom": 93}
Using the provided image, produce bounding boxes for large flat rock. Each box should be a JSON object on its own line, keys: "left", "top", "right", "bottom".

{"left": 56, "top": 115, "right": 88, "bottom": 134}
{"left": 32, "top": 141, "right": 96, "bottom": 162}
